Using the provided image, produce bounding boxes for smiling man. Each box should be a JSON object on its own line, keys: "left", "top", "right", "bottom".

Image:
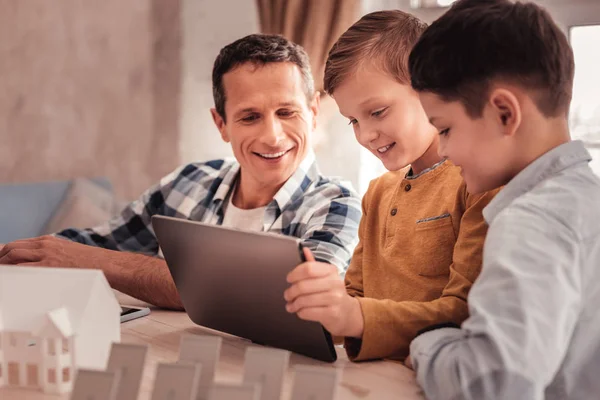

{"left": 0, "top": 34, "right": 361, "bottom": 310}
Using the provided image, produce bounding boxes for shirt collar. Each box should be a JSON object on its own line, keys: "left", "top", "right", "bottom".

{"left": 483, "top": 140, "right": 592, "bottom": 224}
{"left": 272, "top": 150, "right": 319, "bottom": 212}
{"left": 212, "top": 159, "right": 240, "bottom": 203}
{"left": 406, "top": 159, "right": 449, "bottom": 181}
{"left": 211, "top": 151, "right": 319, "bottom": 211}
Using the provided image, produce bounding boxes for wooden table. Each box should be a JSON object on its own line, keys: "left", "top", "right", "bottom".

{"left": 1, "top": 293, "right": 425, "bottom": 400}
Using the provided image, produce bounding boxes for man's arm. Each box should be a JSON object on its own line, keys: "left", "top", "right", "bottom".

{"left": 344, "top": 195, "right": 367, "bottom": 298}
{"left": 57, "top": 164, "right": 188, "bottom": 254}
{"left": 410, "top": 204, "right": 582, "bottom": 400}
{"left": 99, "top": 249, "right": 183, "bottom": 310}
{"left": 300, "top": 193, "right": 362, "bottom": 275}
{"left": 0, "top": 235, "right": 183, "bottom": 309}
{"left": 0, "top": 165, "right": 190, "bottom": 308}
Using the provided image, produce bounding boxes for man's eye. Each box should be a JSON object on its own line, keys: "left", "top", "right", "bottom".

{"left": 439, "top": 128, "right": 450, "bottom": 136}
{"left": 242, "top": 115, "right": 259, "bottom": 122}
{"left": 278, "top": 109, "right": 296, "bottom": 117}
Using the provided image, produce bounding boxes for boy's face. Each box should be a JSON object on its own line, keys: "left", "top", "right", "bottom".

{"left": 419, "top": 91, "right": 513, "bottom": 193}
{"left": 333, "top": 66, "right": 436, "bottom": 172}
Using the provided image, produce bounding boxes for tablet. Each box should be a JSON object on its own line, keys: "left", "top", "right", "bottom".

{"left": 152, "top": 215, "right": 337, "bottom": 362}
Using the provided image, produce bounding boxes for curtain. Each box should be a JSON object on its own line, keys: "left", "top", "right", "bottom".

{"left": 257, "top": 0, "right": 361, "bottom": 95}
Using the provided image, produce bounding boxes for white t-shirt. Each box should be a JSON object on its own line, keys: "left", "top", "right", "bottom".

{"left": 221, "top": 194, "right": 266, "bottom": 232}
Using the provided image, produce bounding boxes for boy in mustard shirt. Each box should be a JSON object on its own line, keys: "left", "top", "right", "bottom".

{"left": 284, "top": 10, "right": 498, "bottom": 361}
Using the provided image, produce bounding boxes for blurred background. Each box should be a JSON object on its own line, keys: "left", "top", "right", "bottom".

{"left": 0, "top": 0, "right": 598, "bottom": 241}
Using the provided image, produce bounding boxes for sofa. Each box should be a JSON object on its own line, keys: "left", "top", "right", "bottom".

{"left": 0, "top": 178, "right": 122, "bottom": 244}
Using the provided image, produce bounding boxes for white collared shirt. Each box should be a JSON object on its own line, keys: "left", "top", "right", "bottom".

{"left": 411, "top": 140, "right": 600, "bottom": 400}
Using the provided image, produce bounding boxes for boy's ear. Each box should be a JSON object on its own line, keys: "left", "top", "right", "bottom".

{"left": 489, "top": 88, "right": 522, "bottom": 137}
{"left": 309, "top": 92, "right": 320, "bottom": 131}
{"left": 211, "top": 108, "right": 230, "bottom": 143}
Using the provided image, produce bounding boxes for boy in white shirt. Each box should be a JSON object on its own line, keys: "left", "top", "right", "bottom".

{"left": 406, "top": 0, "right": 600, "bottom": 399}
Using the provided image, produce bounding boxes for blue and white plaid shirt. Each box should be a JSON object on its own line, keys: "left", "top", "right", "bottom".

{"left": 58, "top": 152, "right": 362, "bottom": 273}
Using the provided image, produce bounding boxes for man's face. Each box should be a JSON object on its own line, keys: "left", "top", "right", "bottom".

{"left": 333, "top": 66, "right": 437, "bottom": 172}
{"left": 212, "top": 62, "right": 317, "bottom": 191}
{"left": 419, "top": 92, "right": 513, "bottom": 193}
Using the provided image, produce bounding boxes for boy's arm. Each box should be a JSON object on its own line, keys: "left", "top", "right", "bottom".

{"left": 409, "top": 204, "right": 581, "bottom": 400}
{"left": 344, "top": 188, "right": 494, "bottom": 361}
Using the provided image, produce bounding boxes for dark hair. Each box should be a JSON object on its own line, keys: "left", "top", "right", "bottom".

{"left": 408, "top": 0, "right": 575, "bottom": 118}
{"left": 212, "top": 34, "right": 314, "bottom": 121}
{"left": 324, "top": 10, "right": 427, "bottom": 95}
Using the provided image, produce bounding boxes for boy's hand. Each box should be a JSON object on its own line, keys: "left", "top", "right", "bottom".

{"left": 405, "top": 355, "right": 414, "bottom": 370}
{"left": 284, "top": 247, "right": 364, "bottom": 338}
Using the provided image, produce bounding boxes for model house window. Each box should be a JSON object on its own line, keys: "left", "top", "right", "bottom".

{"left": 62, "top": 367, "right": 70, "bottom": 383}
{"left": 48, "top": 339, "right": 56, "bottom": 356}
{"left": 48, "top": 368, "right": 56, "bottom": 384}
{"left": 62, "top": 338, "right": 69, "bottom": 354}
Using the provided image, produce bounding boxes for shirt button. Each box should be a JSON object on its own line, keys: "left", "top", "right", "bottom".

{"left": 405, "top": 184, "right": 412, "bottom": 192}
{"left": 390, "top": 208, "right": 398, "bottom": 216}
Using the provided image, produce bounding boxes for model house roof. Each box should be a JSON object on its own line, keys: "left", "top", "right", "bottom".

{"left": 0, "top": 266, "right": 120, "bottom": 334}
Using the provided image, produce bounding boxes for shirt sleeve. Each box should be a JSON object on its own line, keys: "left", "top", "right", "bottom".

{"left": 344, "top": 187, "right": 495, "bottom": 361}
{"left": 301, "top": 188, "right": 362, "bottom": 275}
{"left": 410, "top": 202, "right": 582, "bottom": 400}
{"left": 55, "top": 165, "right": 186, "bottom": 255}
{"left": 344, "top": 188, "right": 370, "bottom": 298}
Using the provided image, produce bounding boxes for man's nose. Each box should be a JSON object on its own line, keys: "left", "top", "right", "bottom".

{"left": 262, "top": 114, "right": 286, "bottom": 146}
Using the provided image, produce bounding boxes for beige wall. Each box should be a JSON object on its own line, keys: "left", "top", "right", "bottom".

{"left": 0, "top": 0, "right": 181, "bottom": 200}
{"left": 0, "top": 0, "right": 371, "bottom": 201}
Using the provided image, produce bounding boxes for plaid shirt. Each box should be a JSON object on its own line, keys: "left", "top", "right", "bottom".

{"left": 58, "top": 152, "right": 362, "bottom": 273}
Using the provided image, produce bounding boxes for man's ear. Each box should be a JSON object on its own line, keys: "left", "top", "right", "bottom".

{"left": 309, "top": 92, "right": 320, "bottom": 131}
{"left": 488, "top": 88, "right": 522, "bottom": 137}
{"left": 211, "top": 108, "right": 230, "bottom": 143}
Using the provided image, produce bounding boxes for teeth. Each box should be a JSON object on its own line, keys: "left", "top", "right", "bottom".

{"left": 258, "top": 150, "right": 287, "bottom": 159}
{"left": 377, "top": 144, "right": 393, "bottom": 153}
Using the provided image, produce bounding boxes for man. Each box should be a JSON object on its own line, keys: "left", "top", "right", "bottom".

{"left": 0, "top": 34, "right": 361, "bottom": 310}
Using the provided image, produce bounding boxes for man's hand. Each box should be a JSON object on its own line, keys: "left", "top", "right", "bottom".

{"left": 284, "top": 247, "right": 364, "bottom": 338}
{"left": 0, "top": 236, "right": 96, "bottom": 268}
{"left": 405, "top": 355, "right": 414, "bottom": 370}
{"left": 0, "top": 235, "right": 184, "bottom": 309}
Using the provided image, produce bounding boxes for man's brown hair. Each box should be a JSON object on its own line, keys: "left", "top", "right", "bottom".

{"left": 408, "top": 0, "right": 575, "bottom": 118}
{"left": 212, "top": 34, "right": 314, "bottom": 121}
{"left": 324, "top": 10, "right": 428, "bottom": 95}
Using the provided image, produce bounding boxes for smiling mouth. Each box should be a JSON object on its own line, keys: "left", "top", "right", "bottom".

{"left": 377, "top": 143, "right": 396, "bottom": 154}
{"left": 254, "top": 147, "right": 294, "bottom": 160}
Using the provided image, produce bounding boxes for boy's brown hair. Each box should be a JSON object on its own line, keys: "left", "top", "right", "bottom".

{"left": 408, "top": 0, "right": 575, "bottom": 118}
{"left": 324, "top": 10, "right": 427, "bottom": 95}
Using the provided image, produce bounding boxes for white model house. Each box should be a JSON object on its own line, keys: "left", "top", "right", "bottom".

{"left": 0, "top": 266, "right": 121, "bottom": 394}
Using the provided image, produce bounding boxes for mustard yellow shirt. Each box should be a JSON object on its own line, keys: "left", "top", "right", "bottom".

{"left": 345, "top": 160, "right": 499, "bottom": 361}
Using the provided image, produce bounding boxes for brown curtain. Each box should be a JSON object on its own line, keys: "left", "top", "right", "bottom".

{"left": 257, "top": 0, "right": 360, "bottom": 94}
